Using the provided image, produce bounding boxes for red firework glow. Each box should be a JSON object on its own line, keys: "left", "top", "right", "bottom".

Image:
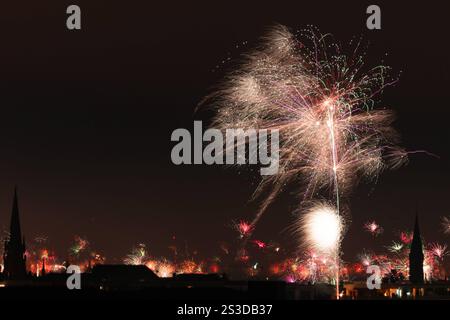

{"left": 234, "top": 220, "right": 253, "bottom": 238}
{"left": 8, "top": 214, "right": 447, "bottom": 285}
{"left": 400, "top": 231, "right": 413, "bottom": 244}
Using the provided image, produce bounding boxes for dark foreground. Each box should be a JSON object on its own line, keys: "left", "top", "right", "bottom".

{"left": 0, "top": 287, "right": 448, "bottom": 320}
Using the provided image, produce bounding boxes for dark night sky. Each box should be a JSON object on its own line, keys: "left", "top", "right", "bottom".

{"left": 0, "top": 1, "right": 449, "bottom": 264}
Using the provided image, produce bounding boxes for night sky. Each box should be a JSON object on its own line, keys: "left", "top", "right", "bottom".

{"left": 0, "top": 1, "right": 449, "bottom": 265}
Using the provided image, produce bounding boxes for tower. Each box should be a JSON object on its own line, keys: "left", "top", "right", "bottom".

{"left": 409, "top": 213, "right": 424, "bottom": 284}
{"left": 2, "top": 188, "right": 27, "bottom": 279}
{"left": 41, "top": 257, "right": 46, "bottom": 277}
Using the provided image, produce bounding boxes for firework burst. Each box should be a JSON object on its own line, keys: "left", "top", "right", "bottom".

{"left": 296, "top": 202, "right": 344, "bottom": 256}
{"left": 358, "top": 251, "right": 373, "bottom": 267}
{"left": 387, "top": 241, "right": 404, "bottom": 253}
{"left": 252, "top": 240, "right": 266, "bottom": 249}
{"left": 400, "top": 231, "right": 413, "bottom": 244}
{"left": 124, "top": 243, "right": 149, "bottom": 265}
{"left": 233, "top": 220, "right": 254, "bottom": 239}
{"left": 204, "top": 25, "right": 408, "bottom": 298}
{"left": 205, "top": 25, "right": 407, "bottom": 230}
{"left": 70, "top": 236, "right": 89, "bottom": 257}
{"left": 358, "top": 232, "right": 448, "bottom": 283}
{"left": 429, "top": 243, "right": 448, "bottom": 260}
{"left": 364, "top": 221, "right": 384, "bottom": 236}
{"left": 157, "top": 259, "right": 176, "bottom": 278}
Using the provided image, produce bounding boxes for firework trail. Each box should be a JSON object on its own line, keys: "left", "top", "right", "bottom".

{"left": 252, "top": 240, "right": 266, "bottom": 249}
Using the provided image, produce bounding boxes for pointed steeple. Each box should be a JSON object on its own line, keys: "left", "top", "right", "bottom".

{"left": 409, "top": 212, "right": 424, "bottom": 284}
{"left": 9, "top": 187, "right": 22, "bottom": 244}
{"left": 413, "top": 214, "right": 421, "bottom": 238}
{"left": 41, "top": 257, "right": 46, "bottom": 276}
{"left": 3, "top": 187, "right": 27, "bottom": 280}
{"left": 87, "top": 259, "right": 92, "bottom": 272}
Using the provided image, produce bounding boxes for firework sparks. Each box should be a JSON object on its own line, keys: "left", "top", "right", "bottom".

{"left": 5, "top": 228, "right": 448, "bottom": 285}
{"left": 233, "top": 220, "right": 254, "bottom": 239}
{"left": 364, "top": 221, "right": 383, "bottom": 236}
{"left": 442, "top": 216, "right": 450, "bottom": 234}
{"left": 220, "top": 242, "right": 230, "bottom": 255}
{"left": 204, "top": 25, "right": 406, "bottom": 298}
{"left": 34, "top": 235, "right": 48, "bottom": 244}
{"left": 237, "top": 248, "right": 250, "bottom": 262}
{"left": 387, "top": 241, "right": 404, "bottom": 253}
{"left": 429, "top": 243, "right": 448, "bottom": 260}
{"left": 358, "top": 251, "right": 373, "bottom": 267}
{"left": 297, "top": 202, "right": 344, "bottom": 255}
{"left": 358, "top": 231, "right": 448, "bottom": 283}
{"left": 70, "top": 236, "right": 89, "bottom": 257}
{"left": 91, "top": 252, "right": 105, "bottom": 265}
{"left": 400, "top": 231, "right": 413, "bottom": 244}
{"left": 205, "top": 25, "right": 406, "bottom": 230}
{"left": 157, "top": 259, "right": 176, "bottom": 278}
{"left": 252, "top": 240, "right": 266, "bottom": 249}
{"left": 124, "top": 243, "right": 149, "bottom": 265}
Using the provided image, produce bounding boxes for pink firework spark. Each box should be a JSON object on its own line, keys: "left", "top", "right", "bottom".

{"left": 234, "top": 220, "right": 254, "bottom": 238}
{"left": 253, "top": 240, "right": 266, "bottom": 249}
{"left": 429, "top": 243, "right": 448, "bottom": 259}
{"left": 364, "top": 221, "right": 384, "bottom": 236}
{"left": 400, "top": 231, "right": 413, "bottom": 244}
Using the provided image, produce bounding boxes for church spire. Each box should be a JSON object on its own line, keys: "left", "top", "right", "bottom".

{"left": 41, "top": 257, "right": 46, "bottom": 277}
{"left": 3, "top": 187, "right": 27, "bottom": 280}
{"left": 9, "top": 187, "right": 22, "bottom": 244}
{"left": 409, "top": 212, "right": 424, "bottom": 284}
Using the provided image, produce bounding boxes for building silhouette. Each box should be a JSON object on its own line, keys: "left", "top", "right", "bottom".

{"left": 2, "top": 188, "right": 27, "bottom": 279}
{"left": 409, "top": 213, "right": 424, "bottom": 284}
